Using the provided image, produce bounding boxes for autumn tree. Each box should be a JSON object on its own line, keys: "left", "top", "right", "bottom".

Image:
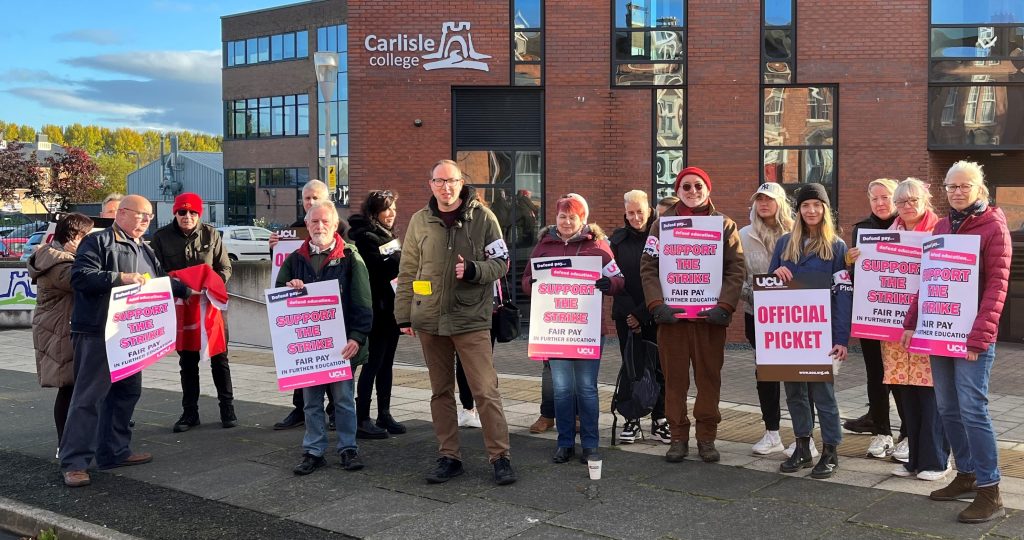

{"left": 0, "top": 142, "right": 36, "bottom": 204}
{"left": 40, "top": 125, "right": 65, "bottom": 145}
{"left": 27, "top": 146, "right": 102, "bottom": 216}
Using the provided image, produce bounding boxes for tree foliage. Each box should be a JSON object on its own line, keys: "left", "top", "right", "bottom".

{"left": 0, "top": 142, "right": 37, "bottom": 204}
{"left": 28, "top": 146, "right": 102, "bottom": 214}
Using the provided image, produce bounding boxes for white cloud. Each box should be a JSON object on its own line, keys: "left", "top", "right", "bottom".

{"left": 66, "top": 50, "right": 222, "bottom": 85}
{"left": 0, "top": 69, "right": 66, "bottom": 84}
{"left": 9, "top": 87, "right": 162, "bottom": 118}
{"left": 52, "top": 29, "right": 123, "bottom": 46}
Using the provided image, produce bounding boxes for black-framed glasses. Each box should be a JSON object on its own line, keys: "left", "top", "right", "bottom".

{"left": 430, "top": 177, "right": 462, "bottom": 187}
{"left": 176, "top": 209, "right": 199, "bottom": 217}
{"left": 943, "top": 184, "right": 974, "bottom": 193}
{"left": 894, "top": 198, "right": 920, "bottom": 207}
{"left": 120, "top": 207, "right": 154, "bottom": 221}
{"left": 678, "top": 182, "right": 705, "bottom": 192}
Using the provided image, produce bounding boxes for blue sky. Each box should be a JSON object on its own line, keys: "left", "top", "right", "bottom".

{"left": 0, "top": 0, "right": 292, "bottom": 135}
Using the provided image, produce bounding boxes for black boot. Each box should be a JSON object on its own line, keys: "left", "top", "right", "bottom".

{"left": 173, "top": 409, "right": 200, "bottom": 433}
{"left": 811, "top": 444, "right": 839, "bottom": 479}
{"left": 219, "top": 402, "right": 237, "bottom": 429}
{"left": 357, "top": 418, "right": 388, "bottom": 439}
{"left": 376, "top": 412, "right": 406, "bottom": 434}
{"left": 780, "top": 437, "right": 813, "bottom": 473}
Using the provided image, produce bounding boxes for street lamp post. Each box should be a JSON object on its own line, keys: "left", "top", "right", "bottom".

{"left": 126, "top": 151, "right": 141, "bottom": 171}
{"left": 314, "top": 51, "right": 339, "bottom": 201}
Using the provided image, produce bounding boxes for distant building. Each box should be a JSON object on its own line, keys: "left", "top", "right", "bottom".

{"left": 127, "top": 146, "right": 225, "bottom": 229}
{"left": 0, "top": 133, "right": 67, "bottom": 216}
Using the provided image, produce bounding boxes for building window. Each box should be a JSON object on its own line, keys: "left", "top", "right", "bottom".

{"left": 513, "top": 0, "right": 543, "bottom": 86}
{"left": 928, "top": 2, "right": 1024, "bottom": 148}
{"left": 224, "top": 30, "right": 309, "bottom": 67}
{"left": 654, "top": 88, "right": 685, "bottom": 199}
{"left": 761, "top": 86, "right": 837, "bottom": 196}
{"left": 612, "top": 0, "right": 686, "bottom": 87}
{"left": 763, "top": 0, "right": 795, "bottom": 83}
{"left": 225, "top": 169, "right": 256, "bottom": 225}
{"left": 259, "top": 167, "right": 310, "bottom": 188}
{"left": 318, "top": 24, "right": 350, "bottom": 206}
{"left": 224, "top": 94, "right": 309, "bottom": 140}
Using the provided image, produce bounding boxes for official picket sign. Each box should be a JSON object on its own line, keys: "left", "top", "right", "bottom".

{"left": 850, "top": 229, "right": 930, "bottom": 342}
{"left": 528, "top": 256, "right": 603, "bottom": 360}
{"left": 909, "top": 234, "right": 981, "bottom": 358}
{"left": 269, "top": 227, "right": 309, "bottom": 288}
{"left": 104, "top": 277, "right": 178, "bottom": 382}
{"left": 657, "top": 215, "right": 724, "bottom": 318}
{"left": 753, "top": 273, "right": 834, "bottom": 382}
{"left": 266, "top": 279, "right": 351, "bottom": 391}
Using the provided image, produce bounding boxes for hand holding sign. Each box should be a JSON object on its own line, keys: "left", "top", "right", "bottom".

{"left": 829, "top": 344, "right": 848, "bottom": 362}
{"left": 651, "top": 304, "right": 686, "bottom": 324}
{"left": 341, "top": 339, "right": 360, "bottom": 359}
{"left": 594, "top": 277, "right": 612, "bottom": 292}
{"left": 773, "top": 266, "right": 794, "bottom": 282}
{"left": 697, "top": 305, "right": 732, "bottom": 326}
{"left": 120, "top": 272, "right": 148, "bottom": 285}
{"left": 455, "top": 255, "right": 466, "bottom": 280}
{"left": 286, "top": 279, "right": 305, "bottom": 290}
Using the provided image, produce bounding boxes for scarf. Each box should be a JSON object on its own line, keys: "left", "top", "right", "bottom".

{"left": 891, "top": 209, "right": 940, "bottom": 232}
{"left": 949, "top": 200, "right": 986, "bottom": 233}
{"left": 674, "top": 200, "right": 712, "bottom": 217}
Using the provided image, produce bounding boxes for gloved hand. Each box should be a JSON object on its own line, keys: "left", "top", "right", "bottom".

{"left": 651, "top": 304, "right": 686, "bottom": 324}
{"left": 595, "top": 277, "right": 611, "bottom": 293}
{"left": 697, "top": 306, "right": 732, "bottom": 326}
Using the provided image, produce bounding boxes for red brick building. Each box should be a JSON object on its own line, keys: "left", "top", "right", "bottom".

{"left": 222, "top": 0, "right": 1024, "bottom": 341}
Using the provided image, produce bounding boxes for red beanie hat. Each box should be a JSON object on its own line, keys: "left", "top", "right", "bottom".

{"left": 173, "top": 192, "right": 203, "bottom": 217}
{"left": 674, "top": 167, "right": 712, "bottom": 194}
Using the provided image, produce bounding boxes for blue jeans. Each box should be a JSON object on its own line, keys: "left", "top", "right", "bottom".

{"left": 931, "top": 344, "right": 1000, "bottom": 486}
{"left": 302, "top": 379, "right": 357, "bottom": 457}
{"left": 784, "top": 381, "right": 842, "bottom": 445}
{"left": 549, "top": 359, "right": 601, "bottom": 449}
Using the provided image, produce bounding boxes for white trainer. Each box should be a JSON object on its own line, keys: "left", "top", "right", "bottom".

{"left": 458, "top": 408, "right": 482, "bottom": 428}
{"left": 891, "top": 464, "right": 914, "bottom": 477}
{"left": 867, "top": 434, "right": 894, "bottom": 458}
{"left": 917, "top": 466, "right": 951, "bottom": 482}
{"left": 892, "top": 437, "right": 910, "bottom": 463}
{"left": 752, "top": 430, "right": 785, "bottom": 455}
{"left": 783, "top": 439, "right": 820, "bottom": 458}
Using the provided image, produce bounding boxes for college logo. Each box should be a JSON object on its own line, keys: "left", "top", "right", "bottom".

{"left": 364, "top": 21, "right": 491, "bottom": 72}
{"left": 0, "top": 269, "right": 37, "bottom": 309}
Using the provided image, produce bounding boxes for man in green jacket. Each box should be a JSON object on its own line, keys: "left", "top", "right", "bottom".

{"left": 277, "top": 201, "right": 373, "bottom": 474}
{"left": 395, "top": 159, "right": 516, "bottom": 486}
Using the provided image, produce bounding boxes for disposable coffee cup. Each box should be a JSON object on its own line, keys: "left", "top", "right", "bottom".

{"left": 587, "top": 458, "right": 602, "bottom": 480}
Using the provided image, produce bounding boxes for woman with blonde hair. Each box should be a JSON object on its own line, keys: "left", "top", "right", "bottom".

{"left": 770, "top": 183, "right": 852, "bottom": 479}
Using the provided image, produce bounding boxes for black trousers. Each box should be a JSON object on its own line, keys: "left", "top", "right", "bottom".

{"left": 356, "top": 323, "right": 400, "bottom": 420}
{"left": 898, "top": 384, "right": 950, "bottom": 473}
{"left": 861, "top": 339, "right": 906, "bottom": 438}
{"left": 178, "top": 350, "right": 233, "bottom": 412}
{"left": 614, "top": 318, "right": 666, "bottom": 421}
{"left": 745, "top": 313, "right": 782, "bottom": 431}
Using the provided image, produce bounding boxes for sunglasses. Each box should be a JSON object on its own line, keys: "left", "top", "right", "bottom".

{"left": 176, "top": 209, "right": 199, "bottom": 217}
{"left": 679, "top": 182, "right": 705, "bottom": 192}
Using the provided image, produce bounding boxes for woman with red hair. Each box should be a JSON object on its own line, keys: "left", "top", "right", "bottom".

{"left": 522, "top": 193, "right": 624, "bottom": 464}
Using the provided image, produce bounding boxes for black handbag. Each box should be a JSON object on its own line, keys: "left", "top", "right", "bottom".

{"left": 491, "top": 276, "right": 522, "bottom": 343}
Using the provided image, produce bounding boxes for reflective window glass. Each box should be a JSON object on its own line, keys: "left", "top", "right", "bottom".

{"left": 514, "top": 31, "right": 543, "bottom": 61}
{"left": 233, "top": 40, "right": 246, "bottom": 65}
{"left": 283, "top": 32, "right": 296, "bottom": 58}
{"left": 284, "top": 103, "right": 296, "bottom": 136}
{"left": 247, "top": 38, "right": 258, "bottom": 64}
{"left": 298, "top": 102, "right": 309, "bottom": 135}
{"left": 656, "top": 88, "right": 685, "bottom": 147}
{"left": 258, "top": 37, "right": 270, "bottom": 62}
{"left": 931, "top": 27, "right": 1010, "bottom": 57}
{"left": 614, "top": 63, "right": 684, "bottom": 85}
{"left": 614, "top": 0, "right": 685, "bottom": 29}
{"left": 930, "top": 59, "right": 1024, "bottom": 82}
{"left": 514, "top": 64, "right": 541, "bottom": 86}
{"left": 932, "top": 1, "right": 1024, "bottom": 24}
{"left": 514, "top": 0, "right": 542, "bottom": 28}
{"left": 226, "top": 42, "right": 234, "bottom": 67}
{"left": 929, "top": 85, "right": 1024, "bottom": 146}
{"left": 763, "top": 149, "right": 835, "bottom": 185}
{"left": 297, "top": 30, "right": 309, "bottom": 57}
{"left": 615, "top": 31, "right": 684, "bottom": 61}
{"left": 338, "top": 26, "right": 347, "bottom": 53}
{"left": 764, "top": 61, "right": 793, "bottom": 83}
{"left": 271, "top": 34, "right": 283, "bottom": 61}
{"left": 765, "top": 0, "right": 793, "bottom": 26}
{"left": 762, "top": 87, "right": 835, "bottom": 146}
{"left": 655, "top": 149, "right": 684, "bottom": 200}
{"left": 764, "top": 28, "right": 793, "bottom": 60}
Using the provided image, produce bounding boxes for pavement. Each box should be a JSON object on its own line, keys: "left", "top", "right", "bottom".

{"left": 4, "top": 327, "right": 1024, "bottom": 539}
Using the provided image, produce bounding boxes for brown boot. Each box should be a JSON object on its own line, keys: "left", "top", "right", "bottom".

{"left": 665, "top": 440, "right": 689, "bottom": 462}
{"left": 529, "top": 416, "right": 554, "bottom": 434}
{"left": 958, "top": 484, "right": 1004, "bottom": 523}
{"left": 930, "top": 472, "right": 977, "bottom": 501}
{"left": 697, "top": 440, "right": 720, "bottom": 463}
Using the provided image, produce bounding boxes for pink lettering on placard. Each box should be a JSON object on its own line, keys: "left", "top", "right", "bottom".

{"left": 287, "top": 295, "right": 340, "bottom": 308}
{"left": 929, "top": 249, "right": 977, "bottom": 265}
{"left": 672, "top": 229, "right": 722, "bottom": 241}
{"left": 876, "top": 243, "right": 922, "bottom": 259}
{"left": 550, "top": 268, "right": 601, "bottom": 281}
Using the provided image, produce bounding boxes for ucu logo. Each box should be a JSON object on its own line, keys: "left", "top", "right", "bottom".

{"left": 577, "top": 347, "right": 596, "bottom": 356}
{"left": 328, "top": 370, "right": 347, "bottom": 379}
{"left": 280, "top": 229, "right": 301, "bottom": 239}
{"left": 755, "top": 275, "right": 785, "bottom": 288}
{"left": 946, "top": 343, "right": 968, "bottom": 354}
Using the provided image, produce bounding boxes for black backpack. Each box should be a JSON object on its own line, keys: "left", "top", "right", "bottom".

{"left": 611, "top": 334, "right": 661, "bottom": 443}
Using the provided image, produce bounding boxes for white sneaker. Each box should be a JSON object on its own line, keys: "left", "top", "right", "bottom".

{"left": 459, "top": 408, "right": 482, "bottom": 428}
{"left": 783, "top": 439, "right": 820, "bottom": 458}
{"left": 891, "top": 464, "right": 914, "bottom": 477}
{"left": 917, "top": 467, "right": 951, "bottom": 482}
{"left": 619, "top": 419, "right": 642, "bottom": 444}
{"left": 892, "top": 438, "right": 909, "bottom": 463}
{"left": 752, "top": 430, "right": 785, "bottom": 455}
{"left": 650, "top": 418, "right": 671, "bottom": 444}
{"left": 867, "top": 434, "right": 894, "bottom": 458}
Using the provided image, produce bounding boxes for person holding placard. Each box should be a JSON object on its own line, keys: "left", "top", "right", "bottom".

{"left": 845, "top": 178, "right": 906, "bottom": 459}
{"left": 522, "top": 194, "right": 625, "bottom": 464}
{"left": 879, "top": 178, "right": 949, "bottom": 482}
{"left": 769, "top": 183, "right": 851, "bottom": 480}
{"left": 900, "top": 161, "right": 1011, "bottom": 523}
{"left": 349, "top": 189, "right": 406, "bottom": 437}
{"left": 277, "top": 201, "right": 373, "bottom": 475}
{"left": 640, "top": 167, "right": 746, "bottom": 464}
{"left": 60, "top": 195, "right": 191, "bottom": 488}
{"left": 739, "top": 182, "right": 803, "bottom": 457}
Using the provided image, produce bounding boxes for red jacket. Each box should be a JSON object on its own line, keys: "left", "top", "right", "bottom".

{"left": 168, "top": 264, "right": 229, "bottom": 357}
{"left": 521, "top": 224, "right": 625, "bottom": 297}
{"left": 903, "top": 205, "right": 1011, "bottom": 353}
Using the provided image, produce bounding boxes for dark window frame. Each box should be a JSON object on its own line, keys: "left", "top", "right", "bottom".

{"left": 223, "top": 94, "right": 310, "bottom": 140}
{"left": 224, "top": 169, "right": 256, "bottom": 225}
{"left": 610, "top": 0, "right": 688, "bottom": 89}
{"left": 761, "top": 0, "right": 797, "bottom": 83}
{"left": 222, "top": 29, "right": 310, "bottom": 68}
{"left": 511, "top": 0, "right": 544, "bottom": 86}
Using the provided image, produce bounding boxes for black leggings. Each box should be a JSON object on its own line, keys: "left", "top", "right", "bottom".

{"left": 861, "top": 338, "right": 907, "bottom": 438}
{"left": 55, "top": 385, "right": 74, "bottom": 444}
{"left": 356, "top": 323, "right": 400, "bottom": 420}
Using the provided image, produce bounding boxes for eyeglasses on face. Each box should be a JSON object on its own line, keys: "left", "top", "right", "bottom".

{"left": 678, "top": 182, "right": 705, "bottom": 192}
{"left": 943, "top": 184, "right": 974, "bottom": 193}
{"left": 120, "top": 207, "right": 154, "bottom": 221}
{"left": 894, "top": 198, "right": 920, "bottom": 207}
{"left": 430, "top": 177, "right": 462, "bottom": 187}
{"left": 176, "top": 209, "right": 199, "bottom": 217}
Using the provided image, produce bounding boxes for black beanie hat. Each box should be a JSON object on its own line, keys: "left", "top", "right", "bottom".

{"left": 796, "top": 183, "right": 830, "bottom": 208}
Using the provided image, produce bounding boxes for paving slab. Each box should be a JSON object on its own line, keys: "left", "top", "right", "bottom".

{"left": 750, "top": 475, "right": 890, "bottom": 513}
{"left": 850, "top": 491, "right": 1004, "bottom": 539}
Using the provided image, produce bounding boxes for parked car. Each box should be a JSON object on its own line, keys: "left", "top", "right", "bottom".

{"left": 19, "top": 231, "right": 47, "bottom": 262}
{"left": 0, "top": 226, "right": 15, "bottom": 237}
{"left": 1, "top": 237, "right": 28, "bottom": 259}
{"left": 217, "top": 226, "right": 272, "bottom": 261}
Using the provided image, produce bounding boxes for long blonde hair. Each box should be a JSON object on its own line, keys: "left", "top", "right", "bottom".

{"left": 749, "top": 195, "right": 795, "bottom": 254}
{"left": 783, "top": 201, "right": 838, "bottom": 263}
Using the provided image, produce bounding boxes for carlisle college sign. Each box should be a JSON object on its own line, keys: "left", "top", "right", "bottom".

{"left": 364, "top": 21, "right": 491, "bottom": 71}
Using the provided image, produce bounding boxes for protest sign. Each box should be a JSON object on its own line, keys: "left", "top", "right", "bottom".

{"left": 656, "top": 215, "right": 724, "bottom": 318}
{"left": 909, "top": 234, "right": 981, "bottom": 358}
{"left": 528, "top": 256, "right": 604, "bottom": 360}
{"left": 753, "top": 272, "right": 834, "bottom": 382}
{"left": 851, "top": 229, "right": 929, "bottom": 341}
{"left": 270, "top": 227, "right": 308, "bottom": 287}
{"left": 104, "top": 277, "right": 178, "bottom": 382}
{"left": 266, "top": 279, "right": 351, "bottom": 391}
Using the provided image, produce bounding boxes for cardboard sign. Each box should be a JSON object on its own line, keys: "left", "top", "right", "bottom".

{"left": 528, "top": 256, "right": 603, "bottom": 360}
{"left": 104, "top": 277, "right": 178, "bottom": 382}
{"left": 753, "top": 273, "right": 834, "bottom": 382}
{"left": 909, "top": 234, "right": 981, "bottom": 358}
{"left": 850, "top": 229, "right": 930, "bottom": 342}
{"left": 270, "top": 227, "right": 309, "bottom": 287}
{"left": 656, "top": 216, "right": 724, "bottom": 318}
{"left": 266, "top": 279, "right": 351, "bottom": 391}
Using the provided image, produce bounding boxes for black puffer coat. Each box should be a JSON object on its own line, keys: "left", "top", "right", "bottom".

{"left": 348, "top": 214, "right": 401, "bottom": 328}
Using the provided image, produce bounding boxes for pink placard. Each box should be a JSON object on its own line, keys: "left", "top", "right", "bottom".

{"left": 909, "top": 337, "right": 969, "bottom": 358}
{"left": 528, "top": 343, "right": 601, "bottom": 361}
{"left": 277, "top": 366, "right": 353, "bottom": 391}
